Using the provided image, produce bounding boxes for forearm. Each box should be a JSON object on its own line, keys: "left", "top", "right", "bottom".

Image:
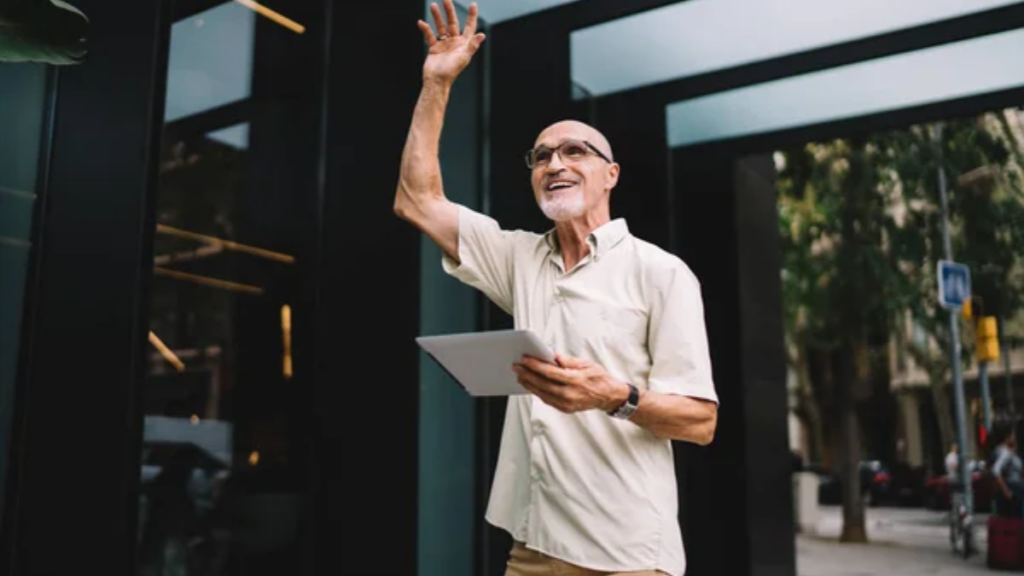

{"left": 997, "top": 475, "right": 1011, "bottom": 497}
{"left": 628, "top": 389, "right": 717, "bottom": 445}
{"left": 395, "top": 81, "right": 451, "bottom": 214}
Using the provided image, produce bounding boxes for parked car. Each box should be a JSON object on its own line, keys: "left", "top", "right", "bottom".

{"left": 923, "top": 460, "right": 994, "bottom": 511}
{"left": 817, "top": 460, "right": 898, "bottom": 506}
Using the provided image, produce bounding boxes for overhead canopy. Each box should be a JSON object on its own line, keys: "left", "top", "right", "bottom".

{"left": 467, "top": 0, "right": 582, "bottom": 24}
{"left": 665, "top": 26, "right": 1024, "bottom": 148}
{"left": 571, "top": 0, "right": 1020, "bottom": 98}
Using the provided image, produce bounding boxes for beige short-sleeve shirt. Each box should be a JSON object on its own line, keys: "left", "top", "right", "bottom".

{"left": 442, "top": 205, "right": 718, "bottom": 576}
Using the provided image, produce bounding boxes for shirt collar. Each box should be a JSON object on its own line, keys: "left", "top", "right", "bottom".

{"left": 543, "top": 219, "right": 630, "bottom": 260}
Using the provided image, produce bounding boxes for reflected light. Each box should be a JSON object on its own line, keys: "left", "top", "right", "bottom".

{"left": 281, "top": 304, "right": 293, "bottom": 379}
{"left": 153, "top": 244, "right": 223, "bottom": 266}
{"left": 232, "top": 0, "right": 305, "bottom": 34}
{"left": 154, "top": 266, "right": 264, "bottom": 295}
{"left": 249, "top": 451, "right": 260, "bottom": 465}
{"left": 156, "top": 224, "right": 294, "bottom": 264}
{"left": 149, "top": 331, "right": 185, "bottom": 371}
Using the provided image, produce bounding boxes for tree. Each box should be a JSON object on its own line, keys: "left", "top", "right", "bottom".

{"left": 778, "top": 137, "right": 906, "bottom": 542}
{"left": 779, "top": 109, "right": 1024, "bottom": 544}
{"left": 884, "top": 116, "right": 1024, "bottom": 446}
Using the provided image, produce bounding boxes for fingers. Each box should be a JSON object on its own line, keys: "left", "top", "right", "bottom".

{"left": 516, "top": 368, "right": 572, "bottom": 410}
{"left": 514, "top": 363, "right": 563, "bottom": 390}
{"left": 521, "top": 380, "right": 569, "bottom": 411}
{"left": 463, "top": 2, "right": 478, "bottom": 37}
{"left": 470, "top": 32, "right": 486, "bottom": 51}
{"left": 417, "top": 20, "right": 436, "bottom": 46}
{"left": 519, "top": 356, "right": 568, "bottom": 383}
{"left": 443, "top": 0, "right": 460, "bottom": 37}
{"left": 554, "top": 353, "right": 588, "bottom": 369}
{"left": 429, "top": 3, "right": 446, "bottom": 38}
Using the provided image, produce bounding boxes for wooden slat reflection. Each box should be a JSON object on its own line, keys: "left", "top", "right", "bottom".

{"left": 281, "top": 304, "right": 293, "bottom": 379}
{"left": 149, "top": 331, "right": 185, "bottom": 371}
{"left": 156, "top": 224, "right": 295, "bottom": 264}
{"left": 232, "top": 0, "right": 305, "bottom": 34}
{"left": 154, "top": 244, "right": 223, "bottom": 266}
{"left": 154, "top": 266, "right": 264, "bottom": 295}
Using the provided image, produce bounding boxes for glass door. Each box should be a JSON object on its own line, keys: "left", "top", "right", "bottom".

{"left": 137, "top": 1, "right": 320, "bottom": 574}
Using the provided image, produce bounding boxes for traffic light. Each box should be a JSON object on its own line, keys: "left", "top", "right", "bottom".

{"left": 976, "top": 316, "right": 1001, "bottom": 362}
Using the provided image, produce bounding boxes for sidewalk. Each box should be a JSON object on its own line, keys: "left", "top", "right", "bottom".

{"left": 797, "top": 534, "right": 990, "bottom": 576}
{"left": 797, "top": 506, "right": 992, "bottom": 575}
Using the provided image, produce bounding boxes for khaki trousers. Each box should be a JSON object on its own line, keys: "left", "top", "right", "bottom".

{"left": 503, "top": 542, "right": 667, "bottom": 576}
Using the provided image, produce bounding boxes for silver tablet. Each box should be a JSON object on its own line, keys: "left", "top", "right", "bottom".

{"left": 416, "top": 329, "right": 555, "bottom": 396}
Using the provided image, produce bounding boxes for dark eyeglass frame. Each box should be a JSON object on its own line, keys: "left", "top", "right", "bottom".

{"left": 524, "top": 139, "right": 613, "bottom": 169}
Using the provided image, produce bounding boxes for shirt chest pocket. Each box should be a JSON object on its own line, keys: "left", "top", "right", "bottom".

{"left": 571, "top": 299, "right": 648, "bottom": 351}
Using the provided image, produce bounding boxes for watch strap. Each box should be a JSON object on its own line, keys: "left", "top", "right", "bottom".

{"left": 608, "top": 382, "right": 639, "bottom": 419}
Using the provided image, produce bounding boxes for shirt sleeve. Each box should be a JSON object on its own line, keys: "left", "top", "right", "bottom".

{"left": 441, "top": 204, "right": 518, "bottom": 315}
{"left": 995, "top": 448, "right": 1011, "bottom": 477}
{"left": 646, "top": 260, "right": 719, "bottom": 404}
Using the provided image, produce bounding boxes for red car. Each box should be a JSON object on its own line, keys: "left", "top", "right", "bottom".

{"left": 923, "top": 460, "right": 995, "bottom": 511}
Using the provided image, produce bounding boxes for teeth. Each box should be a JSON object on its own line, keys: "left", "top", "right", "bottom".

{"left": 548, "top": 182, "right": 574, "bottom": 190}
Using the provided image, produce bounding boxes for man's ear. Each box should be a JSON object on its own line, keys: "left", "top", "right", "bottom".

{"left": 606, "top": 162, "right": 620, "bottom": 191}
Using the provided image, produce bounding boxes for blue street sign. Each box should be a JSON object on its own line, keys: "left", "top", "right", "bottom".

{"left": 938, "top": 260, "right": 971, "bottom": 308}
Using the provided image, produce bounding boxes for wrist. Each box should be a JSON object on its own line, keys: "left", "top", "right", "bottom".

{"left": 606, "top": 381, "right": 640, "bottom": 419}
{"left": 599, "top": 380, "right": 626, "bottom": 412}
{"left": 422, "top": 77, "right": 453, "bottom": 95}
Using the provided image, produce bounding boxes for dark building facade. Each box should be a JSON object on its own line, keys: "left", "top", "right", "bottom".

{"left": 3, "top": 1, "right": 1023, "bottom": 575}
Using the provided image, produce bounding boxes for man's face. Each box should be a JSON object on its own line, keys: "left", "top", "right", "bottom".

{"left": 529, "top": 122, "right": 618, "bottom": 222}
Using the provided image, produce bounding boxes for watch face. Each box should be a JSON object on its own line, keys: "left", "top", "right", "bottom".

{"left": 612, "top": 403, "right": 636, "bottom": 419}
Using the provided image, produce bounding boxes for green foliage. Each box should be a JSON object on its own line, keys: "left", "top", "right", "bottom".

{"left": 779, "top": 112, "right": 1024, "bottom": 366}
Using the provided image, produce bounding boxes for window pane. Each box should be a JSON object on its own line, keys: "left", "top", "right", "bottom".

{"left": 0, "top": 61, "right": 48, "bottom": 520}
{"left": 138, "top": 2, "right": 312, "bottom": 574}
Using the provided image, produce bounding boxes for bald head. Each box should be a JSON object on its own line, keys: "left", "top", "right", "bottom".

{"left": 535, "top": 120, "right": 614, "bottom": 162}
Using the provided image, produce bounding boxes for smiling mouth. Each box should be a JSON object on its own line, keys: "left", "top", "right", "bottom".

{"left": 545, "top": 181, "right": 578, "bottom": 192}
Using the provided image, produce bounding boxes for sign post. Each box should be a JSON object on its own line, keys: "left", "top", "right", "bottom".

{"left": 935, "top": 123, "right": 973, "bottom": 556}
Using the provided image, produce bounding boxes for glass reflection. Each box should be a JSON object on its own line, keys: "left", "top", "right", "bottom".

{"left": 138, "top": 2, "right": 307, "bottom": 574}
{"left": 0, "top": 61, "right": 49, "bottom": 521}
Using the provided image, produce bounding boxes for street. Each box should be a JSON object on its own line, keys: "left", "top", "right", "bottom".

{"left": 798, "top": 506, "right": 992, "bottom": 575}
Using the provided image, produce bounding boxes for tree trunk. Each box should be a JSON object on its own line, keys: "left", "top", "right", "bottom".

{"left": 794, "top": 345, "right": 827, "bottom": 462}
{"left": 838, "top": 342, "right": 868, "bottom": 543}
{"left": 997, "top": 110, "right": 1024, "bottom": 173}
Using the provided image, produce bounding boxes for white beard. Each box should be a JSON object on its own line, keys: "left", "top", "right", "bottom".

{"left": 539, "top": 190, "right": 586, "bottom": 222}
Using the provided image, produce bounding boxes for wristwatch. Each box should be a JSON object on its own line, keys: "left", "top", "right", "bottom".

{"left": 608, "top": 382, "right": 640, "bottom": 420}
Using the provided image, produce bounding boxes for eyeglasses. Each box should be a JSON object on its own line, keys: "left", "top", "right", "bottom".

{"left": 524, "top": 139, "right": 612, "bottom": 169}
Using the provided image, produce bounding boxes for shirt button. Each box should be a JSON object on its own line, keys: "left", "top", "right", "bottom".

{"left": 533, "top": 423, "right": 544, "bottom": 435}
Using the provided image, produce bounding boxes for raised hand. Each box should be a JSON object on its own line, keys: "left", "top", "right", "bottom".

{"left": 417, "top": 0, "right": 485, "bottom": 86}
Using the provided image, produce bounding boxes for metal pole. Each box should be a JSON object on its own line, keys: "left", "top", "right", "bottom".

{"left": 1006, "top": 335, "right": 1015, "bottom": 413}
{"left": 936, "top": 123, "right": 974, "bottom": 519}
{"left": 981, "top": 361, "right": 992, "bottom": 431}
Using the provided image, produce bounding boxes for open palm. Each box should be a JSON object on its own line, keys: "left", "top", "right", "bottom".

{"left": 418, "top": 0, "right": 485, "bottom": 85}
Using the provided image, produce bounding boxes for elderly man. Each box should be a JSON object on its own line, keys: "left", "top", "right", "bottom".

{"left": 394, "top": 2, "right": 719, "bottom": 575}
